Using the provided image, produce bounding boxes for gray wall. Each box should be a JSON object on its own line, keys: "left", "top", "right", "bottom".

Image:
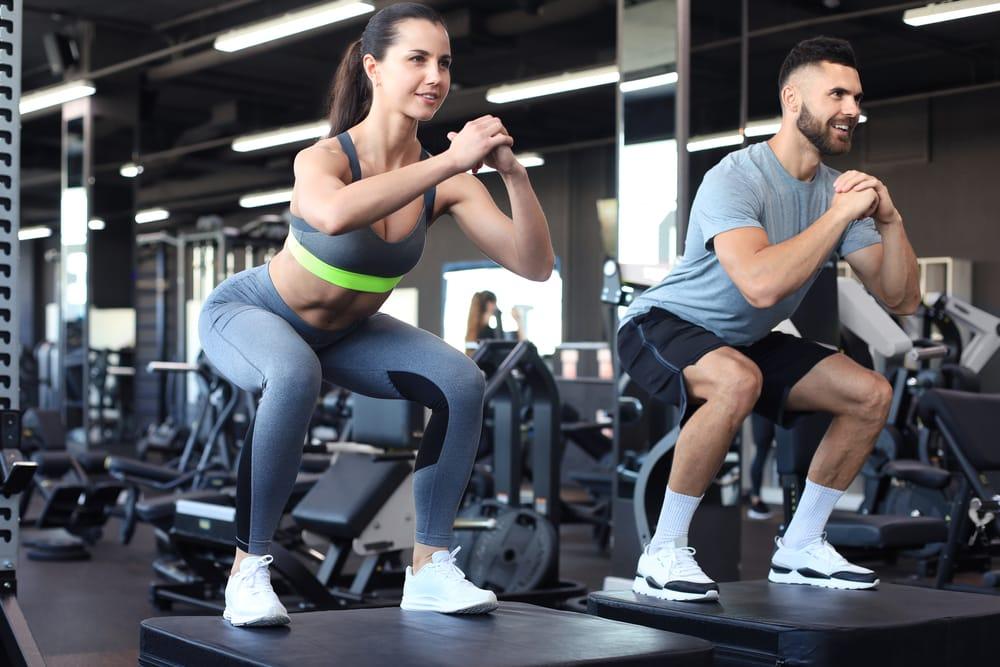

{"left": 399, "top": 143, "right": 615, "bottom": 345}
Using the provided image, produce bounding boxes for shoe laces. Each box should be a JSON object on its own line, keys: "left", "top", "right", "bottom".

{"left": 802, "top": 534, "right": 849, "bottom": 568}
{"left": 424, "top": 546, "right": 468, "bottom": 582}
{"left": 244, "top": 555, "right": 277, "bottom": 594}
{"left": 653, "top": 546, "right": 705, "bottom": 578}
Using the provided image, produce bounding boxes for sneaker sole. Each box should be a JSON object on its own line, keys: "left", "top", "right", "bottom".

{"left": 400, "top": 596, "right": 499, "bottom": 614}
{"left": 223, "top": 608, "right": 291, "bottom": 627}
{"left": 632, "top": 576, "right": 719, "bottom": 602}
{"left": 768, "top": 569, "right": 879, "bottom": 590}
{"left": 746, "top": 509, "right": 773, "bottom": 520}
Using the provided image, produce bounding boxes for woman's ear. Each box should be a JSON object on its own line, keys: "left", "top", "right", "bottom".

{"left": 362, "top": 53, "right": 380, "bottom": 87}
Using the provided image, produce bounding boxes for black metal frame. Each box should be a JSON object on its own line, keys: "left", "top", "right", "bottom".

{"left": 930, "top": 416, "right": 1000, "bottom": 594}
{"left": 473, "top": 339, "right": 566, "bottom": 592}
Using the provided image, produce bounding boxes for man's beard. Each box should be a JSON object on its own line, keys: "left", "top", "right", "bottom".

{"left": 797, "top": 102, "right": 852, "bottom": 156}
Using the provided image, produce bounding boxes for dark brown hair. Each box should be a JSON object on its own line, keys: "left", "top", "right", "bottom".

{"left": 326, "top": 2, "right": 446, "bottom": 137}
{"left": 778, "top": 36, "right": 857, "bottom": 100}
{"left": 465, "top": 291, "right": 497, "bottom": 352}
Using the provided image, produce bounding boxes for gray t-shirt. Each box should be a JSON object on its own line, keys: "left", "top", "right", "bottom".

{"left": 622, "top": 141, "right": 882, "bottom": 346}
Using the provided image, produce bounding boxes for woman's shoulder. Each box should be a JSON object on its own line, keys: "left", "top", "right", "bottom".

{"left": 293, "top": 139, "right": 351, "bottom": 180}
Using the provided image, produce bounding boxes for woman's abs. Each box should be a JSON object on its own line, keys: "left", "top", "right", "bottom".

{"left": 267, "top": 248, "right": 390, "bottom": 331}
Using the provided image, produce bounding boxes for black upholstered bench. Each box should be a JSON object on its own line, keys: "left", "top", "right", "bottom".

{"left": 139, "top": 602, "right": 713, "bottom": 666}
{"left": 589, "top": 581, "right": 1000, "bottom": 666}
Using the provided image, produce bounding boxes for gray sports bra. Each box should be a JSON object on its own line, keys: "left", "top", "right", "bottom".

{"left": 285, "top": 132, "right": 436, "bottom": 293}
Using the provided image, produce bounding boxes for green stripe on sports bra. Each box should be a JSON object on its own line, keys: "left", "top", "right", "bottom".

{"left": 287, "top": 232, "right": 403, "bottom": 293}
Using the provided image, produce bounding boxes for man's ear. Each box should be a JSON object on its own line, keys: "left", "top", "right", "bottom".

{"left": 781, "top": 83, "right": 800, "bottom": 114}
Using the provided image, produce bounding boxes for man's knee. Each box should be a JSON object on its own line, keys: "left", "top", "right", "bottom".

{"left": 859, "top": 372, "right": 893, "bottom": 425}
{"left": 700, "top": 352, "right": 762, "bottom": 413}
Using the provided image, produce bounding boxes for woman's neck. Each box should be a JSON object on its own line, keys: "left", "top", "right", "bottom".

{"left": 354, "top": 107, "right": 421, "bottom": 171}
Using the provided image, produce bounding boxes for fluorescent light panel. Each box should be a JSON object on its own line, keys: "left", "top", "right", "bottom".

{"left": 903, "top": 0, "right": 1000, "bottom": 26}
{"left": 18, "top": 226, "right": 52, "bottom": 241}
{"left": 232, "top": 121, "right": 330, "bottom": 152}
{"left": 743, "top": 119, "right": 782, "bottom": 138}
{"left": 476, "top": 153, "right": 544, "bottom": 174}
{"left": 687, "top": 132, "right": 744, "bottom": 152}
{"left": 486, "top": 65, "right": 619, "bottom": 104}
{"left": 120, "top": 163, "right": 144, "bottom": 178}
{"left": 88, "top": 218, "right": 106, "bottom": 230}
{"left": 135, "top": 208, "right": 170, "bottom": 224}
{"left": 20, "top": 80, "right": 96, "bottom": 116}
{"left": 620, "top": 72, "right": 678, "bottom": 93}
{"left": 240, "top": 188, "right": 293, "bottom": 208}
{"left": 214, "top": 0, "right": 374, "bottom": 52}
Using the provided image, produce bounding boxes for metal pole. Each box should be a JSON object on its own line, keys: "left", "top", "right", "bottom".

{"left": 740, "top": 0, "right": 749, "bottom": 145}
{"left": 676, "top": 0, "right": 691, "bottom": 252}
{"left": 0, "top": 0, "right": 48, "bottom": 662}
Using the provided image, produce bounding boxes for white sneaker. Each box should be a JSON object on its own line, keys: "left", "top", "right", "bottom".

{"left": 223, "top": 555, "right": 291, "bottom": 627}
{"left": 769, "top": 536, "right": 879, "bottom": 590}
{"left": 632, "top": 540, "right": 720, "bottom": 602}
{"left": 400, "top": 547, "right": 499, "bottom": 614}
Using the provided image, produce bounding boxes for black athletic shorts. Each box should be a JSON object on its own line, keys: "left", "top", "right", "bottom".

{"left": 617, "top": 307, "right": 837, "bottom": 427}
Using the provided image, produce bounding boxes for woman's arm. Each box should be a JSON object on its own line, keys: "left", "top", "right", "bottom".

{"left": 441, "top": 153, "right": 554, "bottom": 282}
{"left": 293, "top": 117, "right": 513, "bottom": 235}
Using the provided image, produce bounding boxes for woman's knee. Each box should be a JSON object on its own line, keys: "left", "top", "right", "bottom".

{"left": 447, "top": 356, "right": 487, "bottom": 404}
{"left": 263, "top": 354, "right": 322, "bottom": 401}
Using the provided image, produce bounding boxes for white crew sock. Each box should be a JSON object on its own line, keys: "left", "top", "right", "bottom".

{"left": 782, "top": 479, "right": 844, "bottom": 549}
{"left": 648, "top": 487, "right": 702, "bottom": 553}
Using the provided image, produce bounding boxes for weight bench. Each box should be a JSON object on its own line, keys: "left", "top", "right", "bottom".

{"left": 140, "top": 603, "right": 713, "bottom": 667}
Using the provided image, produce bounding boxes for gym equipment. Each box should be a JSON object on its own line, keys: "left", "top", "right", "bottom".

{"left": 3, "top": 8, "right": 51, "bottom": 662}
{"left": 133, "top": 225, "right": 285, "bottom": 435}
{"left": 87, "top": 347, "right": 135, "bottom": 445}
{"left": 18, "top": 409, "right": 124, "bottom": 561}
{"left": 451, "top": 499, "right": 558, "bottom": 594}
{"left": 913, "top": 389, "right": 1000, "bottom": 593}
{"left": 139, "top": 602, "right": 713, "bottom": 667}
{"left": 557, "top": 376, "right": 624, "bottom": 552}
{"left": 0, "top": 448, "right": 45, "bottom": 667}
{"left": 459, "top": 339, "right": 585, "bottom": 602}
{"left": 107, "top": 357, "right": 243, "bottom": 544}
{"left": 919, "top": 293, "right": 1000, "bottom": 375}
{"left": 590, "top": 581, "right": 1000, "bottom": 667}
{"left": 144, "top": 394, "right": 423, "bottom": 613}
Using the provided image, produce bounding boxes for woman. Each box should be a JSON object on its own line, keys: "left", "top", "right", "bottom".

{"left": 465, "top": 290, "right": 499, "bottom": 353}
{"left": 199, "top": 2, "right": 553, "bottom": 627}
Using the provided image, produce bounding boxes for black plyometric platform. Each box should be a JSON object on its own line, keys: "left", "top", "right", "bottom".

{"left": 589, "top": 581, "right": 1000, "bottom": 666}
{"left": 139, "top": 602, "right": 713, "bottom": 667}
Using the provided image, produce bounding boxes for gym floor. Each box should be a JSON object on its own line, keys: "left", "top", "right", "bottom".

{"left": 19, "top": 495, "right": 957, "bottom": 666}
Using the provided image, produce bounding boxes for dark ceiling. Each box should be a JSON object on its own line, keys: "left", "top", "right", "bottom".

{"left": 18, "top": 0, "right": 1000, "bottom": 227}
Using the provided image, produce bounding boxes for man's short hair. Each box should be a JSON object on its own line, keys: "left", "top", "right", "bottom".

{"left": 778, "top": 36, "right": 858, "bottom": 98}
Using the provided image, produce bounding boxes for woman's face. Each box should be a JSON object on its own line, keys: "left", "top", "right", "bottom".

{"left": 482, "top": 300, "right": 497, "bottom": 325}
{"left": 368, "top": 19, "right": 451, "bottom": 122}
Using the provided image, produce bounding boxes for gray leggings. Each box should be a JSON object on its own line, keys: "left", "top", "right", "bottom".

{"left": 198, "top": 264, "right": 485, "bottom": 554}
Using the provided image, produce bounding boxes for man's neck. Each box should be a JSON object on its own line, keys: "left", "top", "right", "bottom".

{"left": 767, "top": 127, "right": 822, "bottom": 182}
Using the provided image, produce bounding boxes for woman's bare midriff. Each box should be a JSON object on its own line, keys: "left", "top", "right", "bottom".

{"left": 267, "top": 247, "right": 391, "bottom": 331}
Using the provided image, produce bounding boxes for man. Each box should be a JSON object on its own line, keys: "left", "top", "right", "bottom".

{"left": 618, "top": 36, "right": 920, "bottom": 601}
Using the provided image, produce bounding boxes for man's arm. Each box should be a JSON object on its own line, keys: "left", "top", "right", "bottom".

{"left": 843, "top": 216, "right": 921, "bottom": 315}
{"left": 714, "top": 187, "right": 878, "bottom": 308}
{"left": 834, "top": 170, "right": 921, "bottom": 315}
